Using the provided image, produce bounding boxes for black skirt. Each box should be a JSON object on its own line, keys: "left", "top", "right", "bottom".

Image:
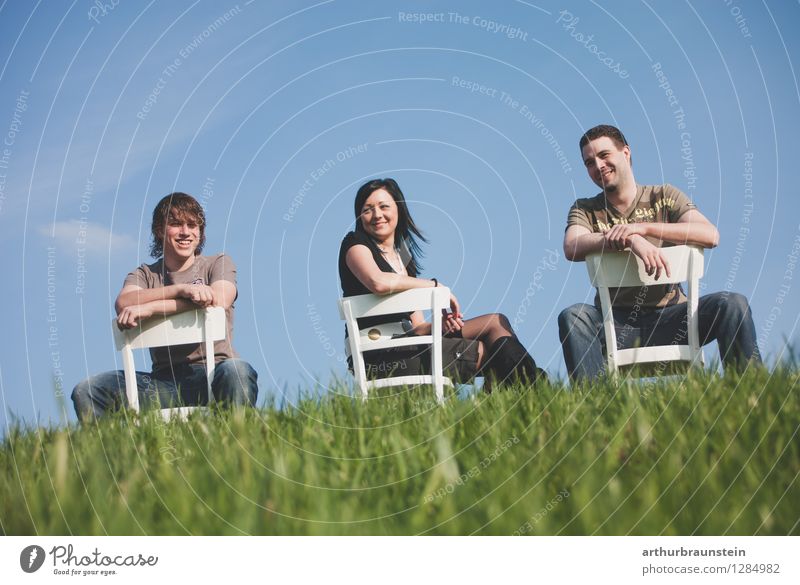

{"left": 351, "top": 334, "right": 480, "bottom": 383}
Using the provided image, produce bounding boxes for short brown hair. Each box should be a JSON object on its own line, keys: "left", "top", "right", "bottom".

{"left": 150, "top": 192, "right": 206, "bottom": 258}
{"left": 579, "top": 124, "right": 629, "bottom": 151}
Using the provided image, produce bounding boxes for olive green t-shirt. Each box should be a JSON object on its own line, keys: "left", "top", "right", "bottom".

{"left": 566, "top": 184, "right": 696, "bottom": 308}
{"left": 123, "top": 254, "right": 238, "bottom": 373}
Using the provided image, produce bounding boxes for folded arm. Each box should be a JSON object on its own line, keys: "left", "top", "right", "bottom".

{"left": 345, "top": 245, "right": 463, "bottom": 334}
{"left": 564, "top": 210, "right": 719, "bottom": 262}
{"left": 116, "top": 284, "right": 192, "bottom": 313}
{"left": 115, "top": 280, "right": 236, "bottom": 329}
{"left": 602, "top": 210, "right": 719, "bottom": 251}
{"left": 345, "top": 245, "right": 437, "bottom": 295}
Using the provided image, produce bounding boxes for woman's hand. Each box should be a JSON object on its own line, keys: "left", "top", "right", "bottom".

{"left": 442, "top": 310, "right": 463, "bottom": 335}
{"left": 448, "top": 291, "right": 463, "bottom": 319}
{"left": 442, "top": 290, "right": 464, "bottom": 335}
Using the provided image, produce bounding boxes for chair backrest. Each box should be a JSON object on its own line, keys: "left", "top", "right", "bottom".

{"left": 338, "top": 287, "right": 452, "bottom": 402}
{"left": 586, "top": 245, "right": 704, "bottom": 287}
{"left": 337, "top": 287, "right": 451, "bottom": 320}
{"left": 585, "top": 245, "right": 704, "bottom": 375}
{"left": 112, "top": 307, "right": 226, "bottom": 415}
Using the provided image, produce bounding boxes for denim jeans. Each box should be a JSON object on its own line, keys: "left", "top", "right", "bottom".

{"left": 558, "top": 292, "right": 762, "bottom": 381}
{"left": 71, "top": 358, "right": 258, "bottom": 421}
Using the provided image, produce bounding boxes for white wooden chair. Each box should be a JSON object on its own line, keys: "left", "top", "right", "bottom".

{"left": 112, "top": 306, "right": 226, "bottom": 420}
{"left": 586, "top": 245, "right": 704, "bottom": 377}
{"left": 338, "top": 287, "right": 453, "bottom": 403}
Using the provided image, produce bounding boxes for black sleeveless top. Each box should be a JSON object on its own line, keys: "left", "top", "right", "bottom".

{"left": 338, "top": 230, "right": 415, "bottom": 329}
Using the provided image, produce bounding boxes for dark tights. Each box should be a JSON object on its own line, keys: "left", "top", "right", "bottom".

{"left": 455, "top": 313, "right": 546, "bottom": 389}
{"left": 458, "top": 313, "right": 516, "bottom": 350}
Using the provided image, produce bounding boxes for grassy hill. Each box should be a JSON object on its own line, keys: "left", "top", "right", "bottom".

{"left": 2, "top": 368, "right": 798, "bottom": 535}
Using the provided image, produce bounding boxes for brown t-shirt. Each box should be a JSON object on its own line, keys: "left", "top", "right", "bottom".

{"left": 123, "top": 254, "right": 238, "bottom": 373}
{"left": 567, "top": 184, "right": 697, "bottom": 307}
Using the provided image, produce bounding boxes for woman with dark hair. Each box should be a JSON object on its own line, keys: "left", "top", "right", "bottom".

{"left": 339, "top": 178, "right": 546, "bottom": 390}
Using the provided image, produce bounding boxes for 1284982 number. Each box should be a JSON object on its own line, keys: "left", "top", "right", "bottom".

{"left": 735, "top": 564, "right": 780, "bottom": 574}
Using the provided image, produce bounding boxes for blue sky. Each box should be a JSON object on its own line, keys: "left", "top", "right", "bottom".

{"left": 1, "top": 0, "right": 798, "bottom": 428}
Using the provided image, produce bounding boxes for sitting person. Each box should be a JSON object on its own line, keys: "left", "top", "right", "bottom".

{"left": 558, "top": 124, "right": 762, "bottom": 380}
{"left": 339, "top": 178, "right": 546, "bottom": 389}
{"left": 71, "top": 192, "right": 258, "bottom": 420}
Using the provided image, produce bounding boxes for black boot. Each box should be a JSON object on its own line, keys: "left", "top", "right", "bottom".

{"left": 479, "top": 336, "right": 547, "bottom": 389}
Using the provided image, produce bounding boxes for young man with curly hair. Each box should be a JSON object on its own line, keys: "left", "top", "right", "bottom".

{"left": 71, "top": 192, "right": 258, "bottom": 420}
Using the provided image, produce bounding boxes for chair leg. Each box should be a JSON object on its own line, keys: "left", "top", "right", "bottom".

{"left": 121, "top": 348, "right": 140, "bottom": 413}
{"left": 434, "top": 377, "right": 444, "bottom": 403}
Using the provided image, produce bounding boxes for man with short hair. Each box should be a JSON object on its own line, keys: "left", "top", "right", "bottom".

{"left": 558, "top": 124, "right": 761, "bottom": 380}
{"left": 71, "top": 192, "right": 258, "bottom": 420}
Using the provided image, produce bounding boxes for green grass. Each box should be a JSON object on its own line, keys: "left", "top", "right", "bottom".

{"left": 2, "top": 368, "right": 798, "bottom": 535}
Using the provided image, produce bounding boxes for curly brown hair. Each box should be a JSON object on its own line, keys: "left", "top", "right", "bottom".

{"left": 149, "top": 192, "right": 206, "bottom": 258}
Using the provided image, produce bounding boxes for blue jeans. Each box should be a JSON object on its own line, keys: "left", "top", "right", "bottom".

{"left": 71, "top": 358, "right": 258, "bottom": 421}
{"left": 558, "top": 292, "right": 762, "bottom": 381}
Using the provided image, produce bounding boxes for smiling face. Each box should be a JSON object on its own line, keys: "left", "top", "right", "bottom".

{"left": 150, "top": 193, "right": 206, "bottom": 266}
{"left": 162, "top": 212, "right": 201, "bottom": 265}
{"left": 359, "top": 188, "right": 398, "bottom": 243}
{"left": 581, "top": 136, "right": 632, "bottom": 193}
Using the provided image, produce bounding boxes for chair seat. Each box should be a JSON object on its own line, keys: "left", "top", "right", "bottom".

{"left": 367, "top": 375, "right": 454, "bottom": 391}
{"left": 159, "top": 406, "right": 205, "bottom": 421}
{"left": 359, "top": 335, "right": 433, "bottom": 353}
{"left": 615, "top": 344, "right": 696, "bottom": 366}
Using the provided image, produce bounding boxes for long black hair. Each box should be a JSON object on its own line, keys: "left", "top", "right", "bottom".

{"left": 353, "top": 178, "right": 427, "bottom": 276}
